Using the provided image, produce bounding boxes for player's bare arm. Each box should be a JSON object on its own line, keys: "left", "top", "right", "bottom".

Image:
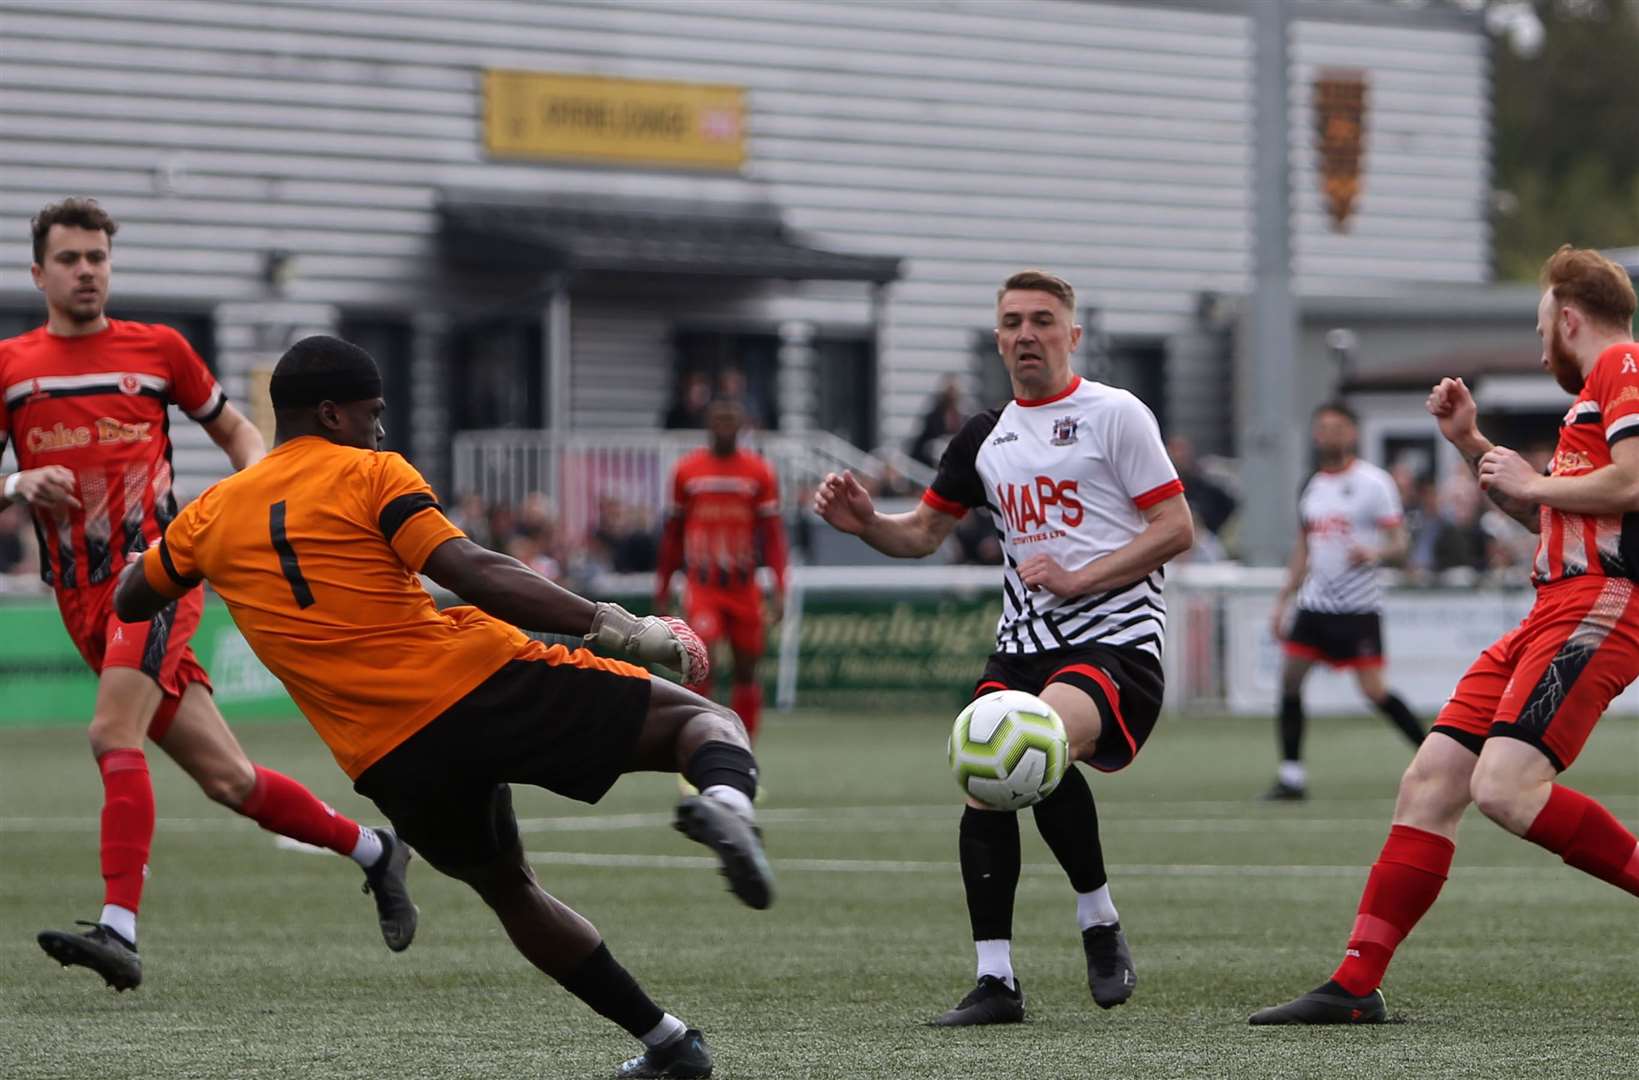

{"left": 812, "top": 469, "right": 958, "bottom": 558}
{"left": 202, "top": 402, "right": 266, "bottom": 471}
{"left": 1481, "top": 437, "right": 1639, "bottom": 517}
{"left": 422, "top": 535, "right": 596, "bottom": 633}
{"left": 1018, "top": 492, "right": 1192, "bottom": 598}
{"left": 421, "top": 535, "right": 708, "bottom": 684}
{"left": 113, "top": 554, "right": 182, "bottom": 623}
{"left": 1428, "top": 376, "right": 1541, "bottom": 533}
{"left": 0, "top": 464, "right": 81, "bottom": 512}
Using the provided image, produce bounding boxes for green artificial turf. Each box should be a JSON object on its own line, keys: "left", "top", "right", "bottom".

{"left": 2, "top": 709, "right": 1634, "bottom": 1079}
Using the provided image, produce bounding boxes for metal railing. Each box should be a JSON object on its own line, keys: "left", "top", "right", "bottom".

{"left": 450, "top": 428, "right": 933, "bottom": 543}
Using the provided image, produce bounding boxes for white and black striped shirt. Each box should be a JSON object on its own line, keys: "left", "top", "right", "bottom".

{"left": 1295, "top": 459, "right": 1403, "bottom": 614}
{"left": 922, "top": 377, "right": 1183, "bottom": 658}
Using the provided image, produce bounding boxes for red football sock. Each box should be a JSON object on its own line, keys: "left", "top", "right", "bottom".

{"left": 238, "top": 765, "right": 361, "bottom": 856}
{"left": 731, "top": 683, "right": 763, "bottom": 743}
{"left": 1331, "top": 825, "right": 1455, "bottom": 996}
{"left": 1525, "top": 784, "right": 1639, "bottom": 897}
{"left": 98, "top": 748, "right": 155, "bottom": 913}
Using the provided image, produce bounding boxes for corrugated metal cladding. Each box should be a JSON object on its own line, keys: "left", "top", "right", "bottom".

{"left": 0, "top": 0, "right": 1489, "bottom": 492}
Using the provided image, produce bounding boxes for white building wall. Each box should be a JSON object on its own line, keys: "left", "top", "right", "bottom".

{"left": 0, "top": 0, "right": 1490, "bottom": 472}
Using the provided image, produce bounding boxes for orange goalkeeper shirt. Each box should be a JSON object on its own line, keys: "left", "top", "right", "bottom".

{"left": 141, "top": 436, "right": 548, "bottom": 777}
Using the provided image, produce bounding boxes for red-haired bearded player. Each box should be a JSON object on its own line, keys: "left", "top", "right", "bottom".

{"left": 655, "top": 397, "right": 788, "bottom": 740}
{"left": 1, "top": 199, "right": 414, "bottom": 992}
{"left": 1252, "top": 245, "right": 1639, "bottom": 1025}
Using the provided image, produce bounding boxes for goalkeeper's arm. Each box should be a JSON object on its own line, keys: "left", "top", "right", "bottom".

{"left": 420, "top": 537, "right": 702, "bottom": 679}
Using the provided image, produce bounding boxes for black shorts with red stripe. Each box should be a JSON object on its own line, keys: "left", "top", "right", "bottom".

{"left": 973, "top": 643, "right": 1164, "bottom": 773}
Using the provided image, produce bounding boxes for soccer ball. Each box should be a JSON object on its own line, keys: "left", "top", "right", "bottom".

{"left": 948, "top": 690, "right": 1069, "bottom": 811}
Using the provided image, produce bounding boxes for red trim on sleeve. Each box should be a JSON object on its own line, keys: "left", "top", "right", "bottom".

{"left": 1015, "top": 376, "right": 1081, "bottom": 408}
{"left": 921, "top": 488, "right": 969, "bottom": 519}
{"left": 1133, "top": 477, "right": 1184, "bottom": 510}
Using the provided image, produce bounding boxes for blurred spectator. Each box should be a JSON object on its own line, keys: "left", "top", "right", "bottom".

{"left": 953, "top": 508, "right": 1003, "bottom": 566}
{"left": 909, "top": 376, "right": 967, "bottom": 468}
{"left": 664, "top": 371, "right": 713, "bottom": 429}
{"left": 873, "top": 457, "right": 921, "bottom": 498}
{"left": 1429, "top": 479, "right": 1492, "bottom": 574}
{"left": 592, "top": 496, "right": 659, "bottom": 575}
{"left": 716, "top": 367, "right": 774, "bottom": 431}
{"left": 449, "top": 491, "right": 493, "bottom": 549}
{"left": 1404, "top": 473, "right": 1440, "bottom": 579}
{"left": 1165, "top": 434, "right": 1236, "bottom": 537}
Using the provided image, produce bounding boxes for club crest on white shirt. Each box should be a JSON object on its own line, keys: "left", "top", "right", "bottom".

{"left": 1050, "top": 416, "right": 1079, "bottom": 446}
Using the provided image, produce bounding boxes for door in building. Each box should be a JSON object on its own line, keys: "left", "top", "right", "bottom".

{"left": 814, "top": 334, "right": 876, "bottom": 450}
{"left": 449, "top": 317, "right": 543, "bottom": 432}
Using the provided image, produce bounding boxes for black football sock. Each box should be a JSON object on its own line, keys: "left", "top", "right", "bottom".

{"left": 959, "top": 805, "right": 1021, "bottom": 941}
{"left": 1030, "top": 765, "right": 1107, "bottom": 893}
{"left": 683, "top": 741, "right": 758, "bottom": 804}
{"left": 1278, "top": 692, "right": 1305, "bottom": 764}
{"left": 557, "top": 942, "right": 666, "bottom": 1040}
{"left": 1375, "top": 692, "right": 1427, "bottom": 747}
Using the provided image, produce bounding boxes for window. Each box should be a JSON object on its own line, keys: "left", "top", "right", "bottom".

{"left": 814, "top": 335, "right": 875, "bottom": 450}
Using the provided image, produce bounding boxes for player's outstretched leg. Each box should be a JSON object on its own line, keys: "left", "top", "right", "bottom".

{"left": 931, "top": 804, "right": 1025, "bottom": 1026}
{"left": 37, "top": 669, "right": 159, "bottom": 991}
{"left": 1032, "top": 766, "right": 1135, "bottom": 1008}
{"left": 1250, "top": 734, "right": 1474, "bottom": 1025}
{"left": 628, "top": 679, "right": 774, "bottom": 909}
{"left": 156, "top": 684, "right": 418, "bottom": 950}
{"left": 456, "top": 841, "right": 713, "bottom": 1079}
{"left": 1472, "top": 739, "right": 1639, "bottom": 897}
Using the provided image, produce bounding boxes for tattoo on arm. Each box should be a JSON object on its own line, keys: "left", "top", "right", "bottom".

{"left": 1463, "top": 448, "right": 1541, "bottom": 533}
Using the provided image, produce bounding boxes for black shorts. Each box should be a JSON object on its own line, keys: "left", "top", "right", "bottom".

{"left": 1283, "top": 609, "right": 1384, "bottom": 668}
{"left": 352, "top": 654, "right": 651, "bottom": 875}
{"left": 973, "top": 643, "right": 1164, "bottom": 772}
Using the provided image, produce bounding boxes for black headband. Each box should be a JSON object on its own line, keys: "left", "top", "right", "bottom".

{"left": 269, "top": 369, "right": 382, "bottom": 409}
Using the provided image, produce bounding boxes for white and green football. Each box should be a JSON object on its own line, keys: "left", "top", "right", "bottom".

{"left": 948, "top": 690, "right": 1069, "bottom": 811}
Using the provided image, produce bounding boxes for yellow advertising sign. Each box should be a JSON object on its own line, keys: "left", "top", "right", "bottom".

{"left": 484, "top": 70, "right": 745, "bottom": 171}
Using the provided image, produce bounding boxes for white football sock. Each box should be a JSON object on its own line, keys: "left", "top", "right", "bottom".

{"left": 1076, "top": 885, "right": 1120, "bottom": 931}
{"left": 350, "top": 826, "right": 385, "bottom": 869}
{"left": 100, "top": 904, "right": 137, "bottom": 945}
{"left": 1278, "top": 760, "right": 1308, "bottom": 789}
{"left": 640, "top": 1012, "right": 687, "bottom": 1048}
{"left": 702, "top": 784, "right": 753, "bottom": 819}
{"left": 975, "top": 938, "right": 1015, "bottom": 989}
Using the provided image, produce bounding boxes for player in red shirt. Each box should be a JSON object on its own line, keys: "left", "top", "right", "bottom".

{"left": 654, "top": 398, "right": 788, "bottom": 740}
{"left": 2, "top": 199, "right": 414, "bottom": 991}
{"left": 1252, "top": 246, "right": 1639, "bottom": 1025}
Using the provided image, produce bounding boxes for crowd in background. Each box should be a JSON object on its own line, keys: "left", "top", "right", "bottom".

{"left": 0, "top": 380, "right": 1548, "bottom": 590}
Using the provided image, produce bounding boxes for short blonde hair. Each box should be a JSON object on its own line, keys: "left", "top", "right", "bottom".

{"left": 998, "top": 270, "right": 1075, "bottom": 313}
{"left": 1540, "top": 244, "right": 1636, "bottom": 329}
